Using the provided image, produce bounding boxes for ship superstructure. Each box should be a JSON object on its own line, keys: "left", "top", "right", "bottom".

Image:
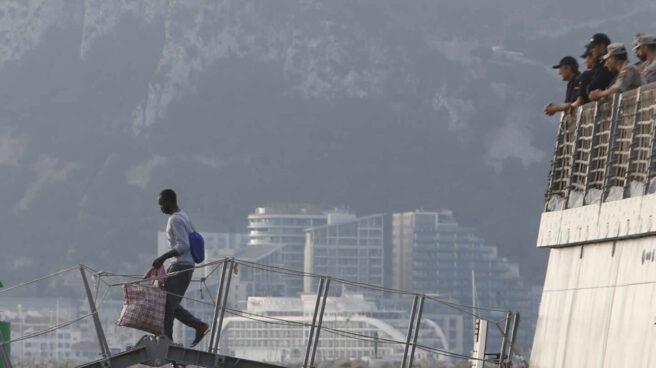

{"left": 531, "top": 84, "right": 656, "bottom": 367}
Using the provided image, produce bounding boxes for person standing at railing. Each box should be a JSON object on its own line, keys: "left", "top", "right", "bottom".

{"left": 584, "top": 33, "right": 617, "bottom": 94}
{"left": 633, "top": 33, "right": 648, "bottom": 72}
{"left": 544, "top": 56, "right": 582, "bottom": 116}
{"left": 635, "top": 34, "right": 656, "bottom": 83}
{"left": 153, "top": 188, "right": 209, "bottom": 347}
{"left": 565, "top": 49, "right": 598, "bottom": 110}
{"left": 589, "top": 43, "right": 643, "bottom": 101}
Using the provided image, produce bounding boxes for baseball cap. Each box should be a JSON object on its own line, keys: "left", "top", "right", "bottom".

{"left": 552, "top": 56, "right": 579, "bottom": 70}
{"left": 602, "top": 43, "right": 627, "bottom": 60}
{"left": 635, "top": 34, "right": 656, "bottom": 49}
{"left": 580, "top": 46, "right": 592, "bottom": 58}
{"left": 586, "top": 33, "right": 611, "bottom": 48}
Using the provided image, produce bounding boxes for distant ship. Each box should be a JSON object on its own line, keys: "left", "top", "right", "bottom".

{"left": 530, "top": 84, "right": 656, "bottom": 367}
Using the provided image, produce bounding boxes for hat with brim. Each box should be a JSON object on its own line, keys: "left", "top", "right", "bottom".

{"left": 586, "top": 33, "right": 611, "bottom": 49}
{"left": 552, "top": 56, "right": 579, "bottom": 70}
{"left": 580, "top": 46, "right": 592, "bottom": 58}
{"left": 635, "top": 34, "right": 656, "bottom": 50}
{"left": 603, "top": 43, "right": 627, "bottom": 60}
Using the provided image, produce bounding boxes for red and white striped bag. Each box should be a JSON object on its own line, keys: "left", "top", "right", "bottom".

{"left": 116, "top": 266, "right": 167, "bottom": 335}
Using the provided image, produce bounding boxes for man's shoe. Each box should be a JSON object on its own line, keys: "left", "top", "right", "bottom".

{"left": 191, "top": 323, "right": 209, "bottom": 348}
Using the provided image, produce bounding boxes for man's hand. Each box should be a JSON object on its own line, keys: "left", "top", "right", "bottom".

{"left": 152, "top": 249, "right": 180, "bottom": 269}
{"left": 544, "top": 103, "right": 572, "bottom": 116}
{"left": 588, "top": 89, "right": 604, "bottom": 101}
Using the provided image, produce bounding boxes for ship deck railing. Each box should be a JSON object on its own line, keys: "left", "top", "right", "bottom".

{"left": 545, "top": 81, "right": 656, "bottom": 211}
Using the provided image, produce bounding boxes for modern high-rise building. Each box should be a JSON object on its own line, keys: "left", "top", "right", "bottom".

{"left": 391, "top": 209, "right": 537, "bottom": 352}
{"left": 247, "top": 206, "right": 350, "bottom": 296}
{"left": 304, "top": 214, "right": 385, "bottom": 297}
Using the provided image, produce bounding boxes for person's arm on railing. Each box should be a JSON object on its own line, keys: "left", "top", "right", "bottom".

{"left": 588, "top": 87, "right": 620, "bottom": 101}
{"left": 544, "top": 102, "right": 573, "bottom": 116}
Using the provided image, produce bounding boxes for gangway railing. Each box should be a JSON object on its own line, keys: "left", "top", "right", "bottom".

{"left": 546, "top": 82, "right": 656, "bottom": 211}
{"left": 0, "top": 258, "right": 526, "bottom": 367}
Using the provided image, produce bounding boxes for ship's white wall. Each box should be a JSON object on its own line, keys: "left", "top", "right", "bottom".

{"left": 537, "top": 194, "right": 656, "bottom": 247}
{"left": 530, "top": 239, "right": 656, "bottom": 367}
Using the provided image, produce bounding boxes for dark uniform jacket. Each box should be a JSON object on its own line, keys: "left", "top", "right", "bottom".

{"left": 565, "top": 73, "right": 582, "bottom": 103}
{"left": 587, "top": 59, "right": 617, "bottom": 93}
{"left": 577, "top": 70, "right": 593, "bottom": 104}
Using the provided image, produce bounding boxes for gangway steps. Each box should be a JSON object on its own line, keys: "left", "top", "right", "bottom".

{"left": 76, "top": 335, "right": 283, "bottom": 368}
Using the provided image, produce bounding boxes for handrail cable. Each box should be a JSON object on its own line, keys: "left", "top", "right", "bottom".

{"left": 0, "top": 265, "right": 79, "bottom": 294}
{"left": 0, "top": 312, "right": 95, "bottom": 346}
{"left": 1, "top": 258, "right": 514, "bottom": 363}
{"left": 233, "top": 259, "right": 511, "bottom": 316}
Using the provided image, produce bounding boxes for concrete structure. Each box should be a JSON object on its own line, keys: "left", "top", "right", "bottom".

{"left": 219, "top": 294, "right": 452, "bottom": 365}
{"left": 247, "top": 206, "right": 350, "bottom": 296}
{"left": 304, "top": 214, "right": 385, "bottom": 297}
{"left": 532, "top": 83, "right": 656, "bottom": 367}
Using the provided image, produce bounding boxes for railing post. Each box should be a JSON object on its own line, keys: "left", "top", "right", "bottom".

{"left": 303, "top": 278, "right": 325, "bottom": 368}
{"left": 623, "top": 88, "right": 642, "bottom": 198}
{"left": 79, "top": 265, "right": 111, "bottom": 361}
{"left": 498, "top": 312, "right": 513, "bottom": 368}
{"left": 602, "top": 94, "right": 623, "bottom": 202}
{"left": 208, "top": 259, "right": 228, "bottom": 353}
{"left": 644, "top": 99, "right": 656, "bottom": 194}
{"left": 212, "top": 259, "right": 234, "bottom": 354}
{"left": 508, "top": 313, "right": 520, "bottom": 362}
{"left": 401, "top": 295, "right": 419, "bottom": 368}
{"left": 565, "top": 107, "right": 584, "bottom": 208}
{"left": 309, "top": 279, "right": 330, "bottom": 368}
{"left": 545, "top": 112, "right": 567, "bottom": 209}
{"left": 407, "top": 295, "right": 425, "bottom": 368}
{"left": 0, "top": 328, "right": 12, "bottom": 368}
{"left": 583, "top": 102, "right": 601, "bottom": 203}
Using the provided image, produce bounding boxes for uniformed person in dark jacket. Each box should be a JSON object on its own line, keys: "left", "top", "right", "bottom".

{"left": 589, "top": 43, "right": 643, "bottom": 100}
{"left": 570, "top": 49, "right": 597, "bottom": 108}
{"left": 544, "top": 56, "right": 582, "bottom": 116}
{"left": 585, "top": 33, "right": 617, "bottom": 93}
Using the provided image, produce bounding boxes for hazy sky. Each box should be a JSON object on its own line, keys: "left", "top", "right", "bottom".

{"left": 1, "top": 0, "right": 654, "bottom": 286}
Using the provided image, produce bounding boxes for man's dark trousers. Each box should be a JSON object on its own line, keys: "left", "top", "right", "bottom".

{"left": 164, "top": 263, "right": 204, "bottom": 340}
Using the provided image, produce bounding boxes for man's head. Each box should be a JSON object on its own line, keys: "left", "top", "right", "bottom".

{"left": 552, "top": 56, "right": 579, "bottom": 81}
{"left": 603, "top": 43, "right": 628, "bottom": 71}
{"left": 586, "top": 33, "right": 611, "bottom": 59}
{"left": 636, "top": 34, "right": 656, "bottom": 61}
{"left": 158, "top": 188, "right": 178, "bottom": 215}
{"left": 581, "top": 48, "right": 596, "bottom": 69}
{"left": 634, "top": 33, "right": 647, "bottom": 62}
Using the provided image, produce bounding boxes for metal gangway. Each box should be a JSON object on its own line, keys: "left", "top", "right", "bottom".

{"left": 0, "top": 258, "right": 525, "bottom": 367}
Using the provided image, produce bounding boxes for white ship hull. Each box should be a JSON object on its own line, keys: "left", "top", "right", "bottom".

{"left": 531, "top": 195, "right": 656, "bottom": 367}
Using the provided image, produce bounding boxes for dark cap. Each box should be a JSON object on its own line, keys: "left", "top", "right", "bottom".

{"left": 552, "top": 56, "right": 579, "bottom": 70}
{"left": 580, "top": 46, "right": 592, "bottom": 58}
{"left": 586, "top": 33, "right": 611, "bottom": 48}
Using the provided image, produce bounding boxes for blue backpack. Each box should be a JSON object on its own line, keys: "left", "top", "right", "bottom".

{"left": 188, "top": 223, "right": 205, "bottom": 263}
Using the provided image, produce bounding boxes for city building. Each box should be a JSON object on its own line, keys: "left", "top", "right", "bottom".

{"left": 247, "top": 206, "right": 351, "bottom": 296}
{"left": 304, "top": 214, "right": 385, "bottom": 298}
{"left": 391, "top": 209, "right": 538, "bottom": 352}
{"left": 218, "top": 294, "right": 457, "bottom": 365}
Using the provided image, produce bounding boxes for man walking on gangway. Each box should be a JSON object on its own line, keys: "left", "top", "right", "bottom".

{"left": 153, "top": 188, "right": 209, "bottom": 347}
